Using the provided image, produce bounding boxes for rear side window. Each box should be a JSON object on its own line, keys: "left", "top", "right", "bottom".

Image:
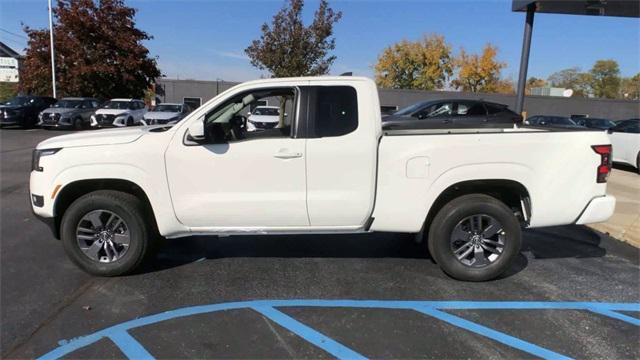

{"left": 456, "top": 102, "right": 486, "bottom": 116}
{"left": 308, "top": 86, "right": 358, "bottom": 137}
{"left": 485, "top": 103, "right": 508, "bottom": 115}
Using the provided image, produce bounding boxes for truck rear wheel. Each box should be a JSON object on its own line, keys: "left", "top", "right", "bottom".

{"left": 428, "top": 194, "right": 521, "bottom": 281}
{"left": 60, "top": 190, "right": 153, "bottom": 276}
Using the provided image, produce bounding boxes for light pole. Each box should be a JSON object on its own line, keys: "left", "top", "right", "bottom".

{"left": 48, "top": 0, "right": 57, "bottom": 98}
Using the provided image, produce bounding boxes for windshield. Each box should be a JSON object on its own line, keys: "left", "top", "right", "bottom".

{"left": 394, "top": 101, "right": 430, "bottom": 116}
{"left": 53, "top": 100, "right": 83, "bottom": 109}
{"left": 154, "top": 104, "right": 182, "bottom": 112}
{"left": 3, "top": 97, "right": 30, "bottom": 106}
{"left": 102, "top": 101, "right": 131, "bottom": 110}
{"left": 253, "top": 107, "right": 279, "bottom": 116}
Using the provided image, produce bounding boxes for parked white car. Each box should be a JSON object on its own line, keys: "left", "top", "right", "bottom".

{"left": 143, "top": 103, "right": 190, "bottom": 125}
{"left": 30, "top": 77, "right": 616, "bottom": 281}
{"left": 90, "top": 99, "right": 147, "bottom": 128}
{"left": 247, "top": 106, "right": 281, "bottom": 131}
{"left": 608, "top": 119, "right": 640, "bottom": 173}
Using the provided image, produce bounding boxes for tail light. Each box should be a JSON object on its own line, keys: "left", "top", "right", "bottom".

{"left": 591, "top": 145, "right": 612, "bottom": 183}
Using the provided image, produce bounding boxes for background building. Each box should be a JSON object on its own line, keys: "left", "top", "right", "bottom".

{"left": 0, "top": 41, "right": 22, "bottom": 83}
{"left": 157, "top": 78, "right": 640, "bottom": 120}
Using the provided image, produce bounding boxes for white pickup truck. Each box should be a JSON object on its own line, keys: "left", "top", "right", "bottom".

{"left": 30, "top": 77, "right": 616, "bottom": 281}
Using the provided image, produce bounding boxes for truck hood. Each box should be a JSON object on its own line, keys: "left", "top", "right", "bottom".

{"left": 94, "top": 109, "right": 130, "bottom": 116}
{"left": 248, "top": 114, "right": 279, "bottom": 123}
{"left": 36, "top": 127, "right": 149, "bottom": 149}
{"left": 144, "top": 111, "right": 180, "bottom": 120}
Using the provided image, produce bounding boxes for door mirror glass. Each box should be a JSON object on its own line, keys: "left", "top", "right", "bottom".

{"left": 187, "top": 118, "right": 205, "bottom": 141}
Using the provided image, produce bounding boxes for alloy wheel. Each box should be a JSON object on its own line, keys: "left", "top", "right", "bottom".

{"left": 450, "top": 214, "right": 505, "bottom": 268}
{"left": 76, "top": 210, "right": 130, "bottom": 263}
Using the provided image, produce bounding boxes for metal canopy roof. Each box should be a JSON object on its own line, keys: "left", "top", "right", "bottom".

{"left": 513, "top": 0, "right": 640, "bottom": 18}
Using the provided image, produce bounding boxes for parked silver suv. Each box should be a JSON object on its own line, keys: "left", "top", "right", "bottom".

{"left": 38, "top": 98, "right": 100, "bottom": 130}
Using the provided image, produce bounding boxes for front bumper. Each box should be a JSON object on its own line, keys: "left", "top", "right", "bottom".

{"left": 30, "top": 193, "right": 58, "bottom": 238}
{"left": 0, "top": 114, "right": 24, "bottom": 125}
{"left": 39, "top": 121, "right": 74, "bottom": 129}
{"left": 575, "top": 195, "right": 616, "bottom": 225}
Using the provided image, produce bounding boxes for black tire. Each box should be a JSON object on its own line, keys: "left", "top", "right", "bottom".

{"left": 428, "top": 194, "right": 522, "bottom": 282}
{"left": 636, "top": 152, "right": 639, "bottom": 175}
{"left": 73, "top": 117, "right": 84, "bottom": 130}
{"left": 126, "top": 117, "right": 134, "bottom": 126}
{"left": 60, "top": 190, "right": 154, "bottom": 276}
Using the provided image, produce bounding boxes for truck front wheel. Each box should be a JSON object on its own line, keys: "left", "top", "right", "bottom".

{"left": 60, "top": 190, "right": 153, "bottom": 276}
{"left": 428, "top": 194, "right": 522, "bottom": 281}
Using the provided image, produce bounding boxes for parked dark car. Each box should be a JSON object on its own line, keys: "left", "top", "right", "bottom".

{"left": 0, "top": 96, "right": 57, "bottom": 128}
{"left": 525, "top": 115, "right": 585, "bottom": 129}
{"left": 38, "top": 97, "right": 100, "bottom": 130}
{"left": 382, "top": 99, "right": 522, "bottom": 129}
{"left": 573, "top": 117, "right": 617, "bottom": 130}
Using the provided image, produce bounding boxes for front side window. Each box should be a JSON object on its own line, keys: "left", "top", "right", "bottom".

{"left": 202, "top": 87, "right": 296, "bottom": 143}
{"left": 455, "top": 102, "right": 486, "bottom": 116}
{"left": 417, "top": 102, "right": 452, "bottom": 119}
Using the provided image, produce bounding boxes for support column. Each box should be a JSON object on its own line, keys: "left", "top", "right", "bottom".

{"left": 515, "top": 3, "right": 535, "bottom": 116}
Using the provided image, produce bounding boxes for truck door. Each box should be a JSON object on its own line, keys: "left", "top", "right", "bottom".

{"left": 164, "top": 86, "right": 309, "bottom": 229}
{"left": 301, "top": 85, "right": 378, "bottom": 227}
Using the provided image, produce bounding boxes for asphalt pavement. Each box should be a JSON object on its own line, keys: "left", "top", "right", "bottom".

{"left": 1, "top": 128, "right": 638, "bottom": 359}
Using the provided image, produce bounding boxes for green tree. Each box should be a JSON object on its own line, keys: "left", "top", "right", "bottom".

{"left": 0, "top": 82, "right": 18, "bottom": 102}
{"left": 451, "top": 44, "right": 509, "bottom": 93}
{"left": 620, "top": 73, "right": 640, "bottom": 100}
{"left": 589, "top": 59, "right": 621, "bottom": 99}
{"left": 21, "top": 0, "right": 161, "bottom": 99}
{"left": 245, "top": 0, "right": 342, "bottom": 78}
{"left": 547, "top": 67, "right": 591, "bottom": 97}
{"left": 525, "top": 77, "right": 546, "bottom": 95}
{"left": 374, "top": 34, "right": 453, "bottom": 90}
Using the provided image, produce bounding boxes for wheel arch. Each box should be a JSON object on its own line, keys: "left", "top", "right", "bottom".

{"left": 423, "top": 179, "right": 532, "bottom": 236}
{"left": 52, "top": 179, "right": 158, "bottom": 239}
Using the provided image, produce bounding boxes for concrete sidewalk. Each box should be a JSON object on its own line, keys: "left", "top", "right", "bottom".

{"left": 589, "top": 167, "right": 640, "bottom": 247}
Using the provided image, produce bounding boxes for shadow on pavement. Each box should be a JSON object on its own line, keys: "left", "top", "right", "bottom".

{"left": 140, "top": 225, "right": 620, "bottom": 278}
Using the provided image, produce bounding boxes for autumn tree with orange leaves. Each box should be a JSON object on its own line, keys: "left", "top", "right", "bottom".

{"left": 374, "top": 34, "right": 453, "bottom": 90}
{"left": 20, "top": 0, "right": 161, "bottom": 99}
{"left": 451, "top": 44, "right": 512, "bottom": 94}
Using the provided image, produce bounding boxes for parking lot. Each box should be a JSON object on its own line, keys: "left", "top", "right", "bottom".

{"left": 1, "top": 128, "right": 639, "bottom": 359}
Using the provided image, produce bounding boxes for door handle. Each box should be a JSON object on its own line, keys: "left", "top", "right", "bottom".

{"left": 274, "top": 151, "right": 303, "bottom": 159}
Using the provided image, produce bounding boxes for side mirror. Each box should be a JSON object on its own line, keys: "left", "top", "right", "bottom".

{"left": 247, "top": 111, "right": 252, "bottom": 116}
{"left": 284, "top": 113, "right": 288, "bottom": 117}
{"left": 187, "top": 118, "right": 205, "bottom": 141}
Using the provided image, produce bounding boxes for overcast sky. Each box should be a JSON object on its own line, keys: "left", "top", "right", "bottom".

{"left": 1, "top": 0, "right": 638, "bottom": 82}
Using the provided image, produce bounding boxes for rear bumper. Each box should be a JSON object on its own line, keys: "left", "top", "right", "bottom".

{"left": 575, "top": 195, "right": 616, "bottom": 225}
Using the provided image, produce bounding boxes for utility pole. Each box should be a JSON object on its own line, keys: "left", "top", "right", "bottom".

{"left": 48, "top": 0, "right": 57, "bottom": 98}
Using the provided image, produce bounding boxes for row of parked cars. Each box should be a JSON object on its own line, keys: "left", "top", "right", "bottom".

{"left": 0, "top": 95, "right": 192, "bottom": 130}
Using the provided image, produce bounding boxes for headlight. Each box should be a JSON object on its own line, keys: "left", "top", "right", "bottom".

{"left": 38, "top": 113, "right": 44, "bottom": 120}
{"left": 32, "top": 148, "right": 61, "bottom": 172}
{"left": 90, "top": 115, "right": 97, "bottom": 126}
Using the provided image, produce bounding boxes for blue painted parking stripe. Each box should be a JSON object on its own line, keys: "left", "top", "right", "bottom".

{"left": 253, "top": 306, "right": 367, "bottom": 360}
{"left": 415, "top": 307, "right": 572, "bottom": 360}
{"left": 109, "top": 331, "right": 155, "bottom": 359}
{"left": 589, "top": 309, "right": 640, "bottom": 326}
{"left": 37, "top": 300, "right": 639, "bottom": 359}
